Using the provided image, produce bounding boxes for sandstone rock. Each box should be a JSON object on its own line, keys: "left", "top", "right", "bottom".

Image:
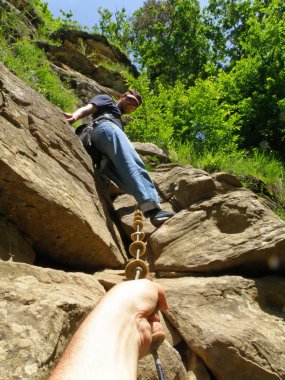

{"left": 0, "top": 216, "right": 35, "bottom": 264}
{"left": 163, "top": 314, "right": 183, "bottom": 347}
{"left": 50, "top": 63, "right": 120, "bottom": 106}
{"left": 159, "top": 276, "right": 285, "bottom": 380}
{"left": 38, "top": 42, "right": 128, "bottom": 93}
{"left": 92, "top": 269, "right": 182, "bottom": 347}
{"left": 93, "top": 269, "right": 125, "bottom": 290}
{"left": 0, "top": 261, "right": 105, "bottom": 380}
{"left": 150, "top": 190, "right": 285, "bottom": 274}
{"left": 113, "top": 193, "right": 175, "bottom": 237}
{"left": 51, "top": 29, "right": 139, "bottom": 77}
{"left": 152, "top": 166, "right": 217, "bottom": 209}
{"left": 138, "top": 340, "right": 188, "bottom": 380}
{"left": 38, "top": 42, "right": 98, "bottom": 78}
{"left": 0, "top": 62, "right": 126, "bottom": 270}
{"left": 1, "top": 4, "right": 285, "bottom": 379}
{"left": 113, "top": 193, "right": 176, "bottom": 270}
{"left": 95, "top": 65, "right": 128, "bottom": 93}
{"left": 113, "top": 194, "right": 156, "bottom": 238}
{"left": 187, "top": 352, "right": 211, "bottom": 380}
{"left": 155, "top": 163, "right": 185, "bottom": 172}
{"left": 211, "top": 171, "right": 243, "bottom": 193}
{"left": 7, "top": 0, "right": 44, "bottom": 29}
{"left": 100, "top": 175, "right": 126, "bottom": 200}
{"left": 133, "top": 142, "right": 171, "bottom": 164}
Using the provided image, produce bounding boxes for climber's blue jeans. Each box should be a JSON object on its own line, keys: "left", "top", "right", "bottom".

{"left": 90, "top": 122, "right": 160, "bottom": 213}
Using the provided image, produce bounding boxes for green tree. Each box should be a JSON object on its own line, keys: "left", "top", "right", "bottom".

{"left": 58, "top": 9, "right": 84, "bottom": 31}
{"left": 92, "top": 7, "right": 132, "bottom": 53}
{"left": 130, "top": 0, "right": 210, "bottom": 85}
{"left": 125, "top": 72, "right": 240, "bottom": 152}
{"left": 204, "top": 0, "right": 285, "bottom": 159}
{"left": 203, "top": 0, "right": 252, "bottom": 69}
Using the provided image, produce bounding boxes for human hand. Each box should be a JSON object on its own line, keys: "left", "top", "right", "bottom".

{"left": 105, "top": 279, "right": 168, "bottom": 358}
{"left": 63, "top": 112, "right": 76, "bottom": 124}
{"left": 48, "top": 279, "right": 168, "bottom": 380}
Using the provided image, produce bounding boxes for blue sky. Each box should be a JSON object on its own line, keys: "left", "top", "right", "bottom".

{"left": 45, "top": 0, "right": 209, "bottom": 29}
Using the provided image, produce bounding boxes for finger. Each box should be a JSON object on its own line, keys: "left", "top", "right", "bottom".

{"left": 154, "top": 283, "right": 168, "bottom": 312}
{"left": 137, "top": 318, "right": 153, "bottom": 358}
{"left": 151, "top": 321, "right": 163, "bottom": 334}
{"left": 147, "top": 311, "right": 160, "bottom": 323}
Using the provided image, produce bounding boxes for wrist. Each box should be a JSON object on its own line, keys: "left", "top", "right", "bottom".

{"left": 91, "top": 294, "right": 140, "bottom": 346}
{"left": 88, "top": 301, "right": 139, "bottom": 379}
{"left": 52, "top": 303, "right": 139, "bottom": 380}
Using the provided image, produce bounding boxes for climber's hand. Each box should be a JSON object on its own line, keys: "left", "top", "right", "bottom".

{"left": 63, "top": 112, "right": 76, "bottom": 124}
{"left": 105, "top": 279, "right": 168, "bottom": 358}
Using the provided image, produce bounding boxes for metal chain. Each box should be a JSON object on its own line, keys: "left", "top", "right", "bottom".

{"left": 124, "top": 206, "right": 166, "bottom": 380}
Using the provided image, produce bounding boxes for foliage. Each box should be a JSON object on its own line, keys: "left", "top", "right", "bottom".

{"left": 125, "top": 73, "right": 240, "bottom": 152}
{"left": 130, "top": 0, "right": 210, "bottom": 85}
{"left": 57, "top": 9, "right": 88, "bottom": 32}
{"left": 124, "top": 73, "right": 174, "bottom": 147}
{"left": 92, "top": 7, "right": 132, "bottom": 53}
{"left": 90, "top": 0, "right": 285, "bottom": 159}
{"left": 0, "top": 2, "right": 79, "bottom": 111}
{"left": 30, "top": 0, "right": 62, "bottom": 35}
{"left": 275, "top": 207, "right": 285, "bottom": 221}
{"left": 203, "top": 0, "right": 253, "bottom": 69}
{"left": 0, "top": 35, "right": 77, "bottom": 111}
{"left": 97, "top": 59, "right": 130, "bottom": 75}
{"left": 203, "top": 0, "right": 285, "bottom": 159}
{"left": 0, "top": 2, "right": 33, "bottom": 41}
{"left": 203, "top": 0, "right": 285, "bottom": 68}
{"left": 176, "top": 77, "right": 240, "bottom": 150}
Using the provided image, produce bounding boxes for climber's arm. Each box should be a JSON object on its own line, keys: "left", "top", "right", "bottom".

{"left": 48, "top": 279, "right": 168, "bottom": 380}
{"left": 63, "top": 103, "right": 97, "bottom": 125}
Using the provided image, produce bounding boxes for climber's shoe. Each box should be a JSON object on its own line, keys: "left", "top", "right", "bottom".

{"left": 145, "top": 208, "right": 175, "bottom": 227}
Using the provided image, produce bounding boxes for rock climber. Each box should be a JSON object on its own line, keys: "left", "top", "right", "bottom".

{"left": 64, "top": 90, "right": 175, "bottom": 227}
{"left": 48, "top": 279, "right": 168, "bottom": 380}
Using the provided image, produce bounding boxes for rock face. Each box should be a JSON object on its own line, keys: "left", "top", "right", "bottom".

{"left": 51, "top": 29, "right": 138, "bottom": 78}
{"left": 152, "top": 165, "right": 220, "bottom": 209}
{"left": 0, "top": 215, "right": 35, "bottom": 264}
{"left": 0, "top": 62, "right": 126, "bottom": 270}
{"left": 38, "top": 29, "right": 138, "bottom": 95}
{"left": 159, "top": 276, "right": 285, "bottom": 380}
{"left": 138, "top": 341, "right": 188, "bottom": 380}
{"left": 132, "top": 142, "right": 169, "bottom": 159}
{"left": 0, "top": 261, "right": 105, "bottom": 380}
{"left": 50, "top": 63, "right": 120, "bottom": 106}
{"left": 150, "top": 188, "right": 285, "bottom": 275}
{"left": 93, "top": 271, "right": 285, "bottom": 380}
{"left": 0, "top": 7, "right": 285, "bottom": 379}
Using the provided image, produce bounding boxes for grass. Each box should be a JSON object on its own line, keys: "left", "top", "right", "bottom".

{"left": 0, "top": 6, "right": 79, "bottom": 111}
{"left": 0, "top": 36, "right": 78, "bottom": 111}
{"left": 169, "top": 141, "right": 285, "bottom": 217}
